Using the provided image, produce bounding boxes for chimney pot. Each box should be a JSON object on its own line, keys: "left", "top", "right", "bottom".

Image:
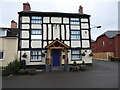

{"left": 11, "top": 20, "right": 17, "bottom": 28}
{"left": 78, "top": 5, "right": 83, "bottom": 14}
{"left": 23, "top": 2, "right": 31, "bottom": 11}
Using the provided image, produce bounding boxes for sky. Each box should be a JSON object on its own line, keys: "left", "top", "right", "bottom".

{"left": 0, "top": 0, "right": 119, "bottom": 40}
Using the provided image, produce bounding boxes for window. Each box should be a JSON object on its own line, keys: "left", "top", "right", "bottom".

{"left": 31, "top": 51, "right": 42, "bottom": 61}
{"left": 71, "top": 30, "right": 80, "bottom": 40}
{"left": 0, "top": 51, "right": 4, "bottom": 60}
{"left": 70, "top": 18, "right": 80, "bottom": 25}
{"left": 31, "top": 16, "right": 42, "bottom": 24}
{"left": 0, "top": 29, "right": 6, "bottom": 37}
{"left": 31, "top": 30, "right": 42, "bottom": 35}
{"left": 71, "top": 50, "right": 81, "bottom": 60}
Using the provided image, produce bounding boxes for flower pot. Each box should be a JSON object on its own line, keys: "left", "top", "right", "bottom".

{"left": 89, "top": 53, "right": 93, "bottom": 57}
{"left": 22, "top": 53, "right": 27, "bottom": 58}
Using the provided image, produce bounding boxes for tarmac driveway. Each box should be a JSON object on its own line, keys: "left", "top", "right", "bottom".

{"left": 2, "top": 59, "right": 118, "bottom": 88}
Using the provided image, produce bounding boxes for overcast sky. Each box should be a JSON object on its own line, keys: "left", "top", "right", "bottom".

{"left": 0, "top": 0, "right": 119, "bottom": 40}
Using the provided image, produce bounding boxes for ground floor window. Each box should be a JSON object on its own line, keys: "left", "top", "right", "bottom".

{"left": 31, "top": 51, "right": 42, "bottom": 61}
{"left": 71, "top": 50, "right": 81, "bottom": 60}
{"left": 0, "top": 51, "right": 4, "bottom": 60}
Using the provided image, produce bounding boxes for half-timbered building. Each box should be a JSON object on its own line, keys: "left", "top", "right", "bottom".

{"left": 18, "top": 2, "right": 92, "bottom": 70}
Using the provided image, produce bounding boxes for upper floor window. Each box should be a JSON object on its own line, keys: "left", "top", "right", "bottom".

{"left": 70, "top": 18, "right": 80, "bottom": 25}
{"left": 0, "top": 51, "right": 4, "bottom": 60}
{"left": 0, "top": 29, "right": 6, "bottom": 37}
{"left": 71, "top": 30, "right": 80, "bottom": 40}
{"left": 31, "top": 16, "right": 42, "bottom": 24}
{"left": 31, "top": 30, "right": 42, "bottom": 35}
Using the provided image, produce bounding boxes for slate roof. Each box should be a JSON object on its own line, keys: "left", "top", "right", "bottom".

{"left": 0, "top": 27, "right": 18, "bottom": 37}
{"left": 18, "top": 11, "right": 90, "bottom": 17}
{"left": 6, "top": 28, "right": 18, "bottom": 37}
{"left": 103, "top": 31, "right": 120, "bottom": 38}
{"left": 94, "top": 30, "right": 120, "bottom": 42}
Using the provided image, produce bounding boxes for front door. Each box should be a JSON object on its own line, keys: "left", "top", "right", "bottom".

{"left": 52, "top": 50, "right": 60, "bottom": 66}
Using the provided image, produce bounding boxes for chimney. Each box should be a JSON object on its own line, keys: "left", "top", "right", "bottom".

{"left": 11, "top": 20, "right": 17, "bottom": 28}
{"left": 78, "top": 5, "right": 83, "bottom": 14}
{"left": 23, "top": 2, "right": 31, "bottom": 11}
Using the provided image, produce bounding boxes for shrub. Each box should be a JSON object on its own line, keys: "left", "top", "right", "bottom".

{"left": 111, "top": 57, "right": 120, "bottom": 62}
{"left": 2, "top": 59, "right": 21, "bottom": 76}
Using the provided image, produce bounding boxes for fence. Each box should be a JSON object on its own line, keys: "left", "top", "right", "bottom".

{"left": 93, "top": 52, "right": 114, "bottom": 60}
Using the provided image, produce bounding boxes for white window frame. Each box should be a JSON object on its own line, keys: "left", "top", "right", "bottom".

{"left": 31, "top": 51, "right": 42, "bottom": 62}
{"left": 71, "top": 50, "right": 81, "bottom": 61}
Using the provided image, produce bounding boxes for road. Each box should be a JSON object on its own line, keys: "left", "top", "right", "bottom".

{"left": 2, "top": 59, "right": 118, "bottom": 88}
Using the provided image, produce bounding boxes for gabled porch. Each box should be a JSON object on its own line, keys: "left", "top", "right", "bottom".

{"left": 45, "top": 39, "right": 69, "bottom": 72}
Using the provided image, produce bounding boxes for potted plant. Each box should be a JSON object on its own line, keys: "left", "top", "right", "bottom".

{"left": 80, "top": 52, "right": 86, "bottom": 56}
{"left": 80, "top": 60, "right": 86, "bottom": 71}
{"left": 89, "top": 53, "right": 93, "bottom": 57}
{"left": 22, "top": 53, "right": 27, "bottom": 58}
{"left": 70, "top": 61, "right": 79, "bottom": 71}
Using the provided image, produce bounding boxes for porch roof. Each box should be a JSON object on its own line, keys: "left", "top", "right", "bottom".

{"left": 45, "top": 39, "right": 69, "bottom": 49}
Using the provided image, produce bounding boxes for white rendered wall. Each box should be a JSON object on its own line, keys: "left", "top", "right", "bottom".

{"left": 53, "top": 25, "right": 60, "bottom": 39}
{"left": 31, "top": 35, "right": 42, "bottom": 40}
{"left": 43, "top": 24, "right": 47, "bottom": 40}
{"left": 21, "top": 40, "right": 29, "bottom": 48}
{"left": 66, "top": 25, "right": 70, "bottom": 40}
{"left": 71, "top": 25, "right": 80, "bottom": 30}
{"left": 31, "top": 40, "right": 42, "bottom": 48}
{"left": 61, "top": 25, "right": 65, "bottom": 40}
{"left": 21, "top": 31, "right": 29, "bottom": 38}
{"left": 81, "top": 23, "right": 89, "bottom": 29}
{"left": 63, "top": 18, "right": 69, "bottom": 24}
{"left": 71, "top": 41, "right": 81, "bottom": 47}
{"left": 43, "top": 17, "right": 50, "bottom": 23}
{"left": 82, "top": 40, "right": 90, "bottom": 48}
{"left": 81, "top": 18, "right": 88, "bottom": 22}
{"left": 21, "top": 24, "right": 30, "bottom": 29}
{"left": 48, "top": 24, "right": 51, "bottom": 40}
{"left": 81, "top": 30, "right": 89, "bottom": 39}
{"left": 22, "top": 16, "right": 30, "bottom": 23}
{"left": 51, "top": 17, "right": 62, "bottom": 23}
{"left": 31, "top": 24, "right": 42, "bottom": 29}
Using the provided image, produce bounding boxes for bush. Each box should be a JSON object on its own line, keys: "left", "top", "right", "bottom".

{"left": 2, "top": 59, "right": 21, "bottom": 76}
{"left": 111, "top": 57, "right": 120, "bottom": 62}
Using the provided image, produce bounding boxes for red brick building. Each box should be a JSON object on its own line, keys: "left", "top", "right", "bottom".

{"left": 92, "top": 31, "right": 120, "bottom": 58}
